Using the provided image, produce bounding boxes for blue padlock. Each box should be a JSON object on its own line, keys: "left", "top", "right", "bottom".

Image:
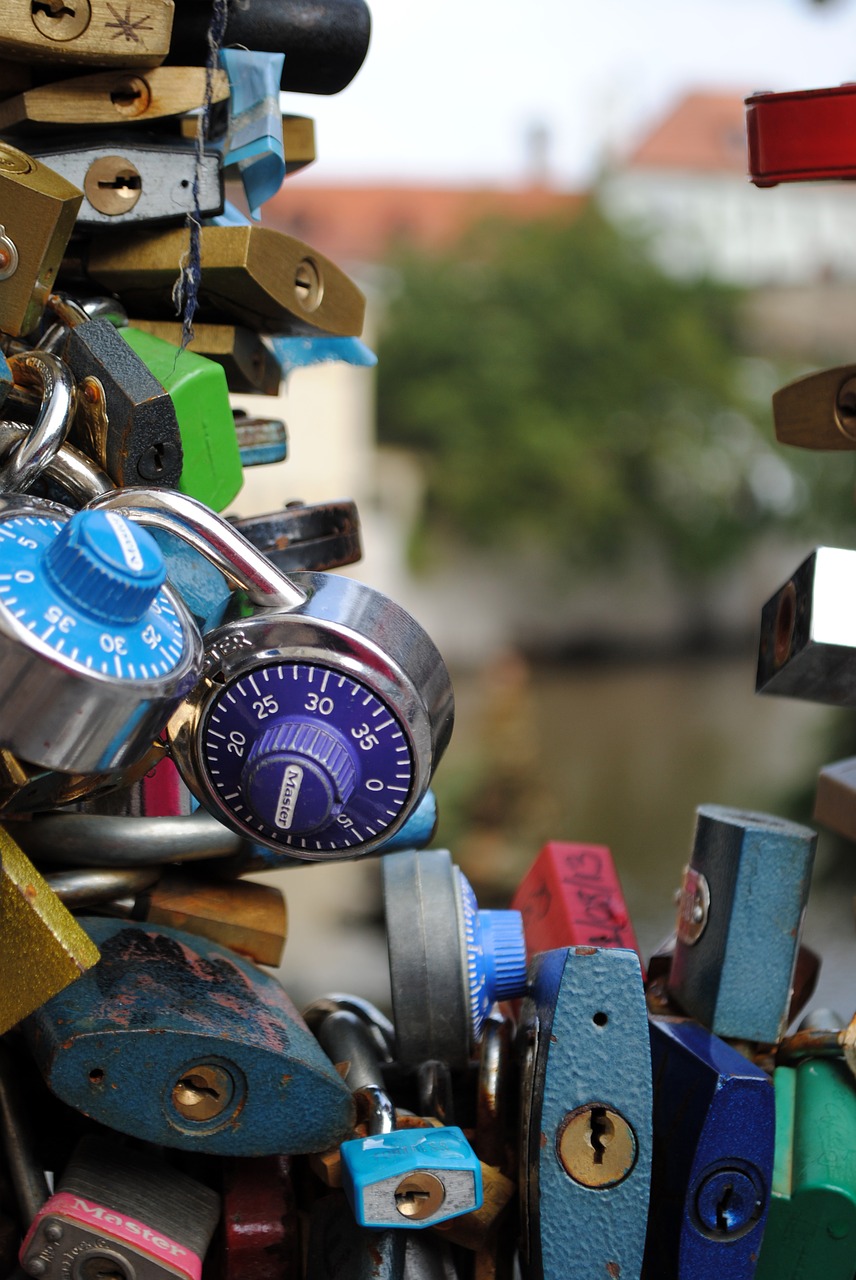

{"left": 340, "top": 1126, "right": 483, "bottom": 1230}
{"left": 643, "top": 1016, "right": 775, "bottom": 1280}
{"left": 519, "top": 946, "right": 653, "bottom": 1280}
{"left": 667, "top": 805, "right": 816, "bottom": 1044}
{"left": 24, "top": 917, "right": 355, "bottom": 1156}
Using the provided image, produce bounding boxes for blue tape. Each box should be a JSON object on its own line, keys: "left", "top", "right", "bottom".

{"left": 219, "top": 49, "right": 286, "bottom": 219}
{"left": 271, "top": 335, "right": 378, "bottom": 375}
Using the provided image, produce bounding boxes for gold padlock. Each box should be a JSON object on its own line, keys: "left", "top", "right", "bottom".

{"left": 0, "top": 141, "right": 82, "bottom": 336}
{"left": 0, "top": 0, "right": 174, "bottom": 67}
{"left": 772, "top": 364, "right": 856, "bottom": 450}
{"left": 0, "top": 65, "right": 229, "bottom": 131}
{"left": 0, "top": 825, "right": 100, "bottom": 1034}
{"left": 76, "top": 224, "right": 366, "bottom": 336}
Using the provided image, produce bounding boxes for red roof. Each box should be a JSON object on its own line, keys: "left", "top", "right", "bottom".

{"left": 625, "top": 91, "right": 752, "bottom": 174}
{"left": 261, "top": 182, "right": 585, "bottom": 264}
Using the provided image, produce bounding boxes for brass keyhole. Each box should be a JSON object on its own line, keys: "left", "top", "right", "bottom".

{"left": 393, "top": 1172, "right": 445, "bottom": 1220}
{"left": 30, "top": 0, "right": 91, "bottom": 40}
{"left": 588, "top": 1106, "right": 615, "bottom": 1165}
{"left": 110, "top": 77, "right": 150, "bottom": 117}
{"left": 294, "top": 257, "right": 324, "bottom": 313}
{"left": 84, "top": 157, "right": 143, "bottom": 215}
{"left": 557, "top": 1102, "right": 637, "bottom": 1189}
{"left": 171, "top": 1064, "right": 233, "bottom": 1121}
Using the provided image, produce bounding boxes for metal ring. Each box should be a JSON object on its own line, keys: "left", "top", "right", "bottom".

{"left": 0, "top": 352, "right": 75, "bottom": 494}
{"left": 0, "top": 420, "right": 113, "bottom": 504}
{"left": 44, "top": 865, "right": 160, "bottom": 907}
{"left": 11, "top": 810, "right": 245, "bottom": 867}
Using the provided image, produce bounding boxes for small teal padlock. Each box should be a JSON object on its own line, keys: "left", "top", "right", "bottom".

{"left": 340, "top": 1126, "right": 483, "bottom": 1230}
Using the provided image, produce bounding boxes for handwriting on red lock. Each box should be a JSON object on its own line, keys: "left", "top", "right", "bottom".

{"left": 511, "top": 841, "right": 645, "bottom": 976}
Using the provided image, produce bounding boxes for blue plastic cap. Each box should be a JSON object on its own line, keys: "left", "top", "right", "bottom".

{"left": 458, "top": 870, "right": 528, "bottom": 1039}
{"left": 44, "top": 509, "right": 165, "bottom": 624}
{"left": 241, "top": 719, "right": 357, "bottom": 833}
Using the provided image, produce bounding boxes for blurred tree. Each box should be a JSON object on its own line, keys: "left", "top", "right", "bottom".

{"left": 376, "top": 202, "right": 854, "bottom": 579}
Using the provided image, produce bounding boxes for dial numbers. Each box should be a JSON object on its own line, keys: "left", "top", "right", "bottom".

{"left": 0, "top": 515, "right": 184, "bottom": 680}
{"left": 202, "top": 660, "right": 415, "bottom": 852}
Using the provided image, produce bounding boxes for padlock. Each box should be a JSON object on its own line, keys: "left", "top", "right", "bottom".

{"left": 230, "top": 501, "right": 363, "bottom": 575}
{"left": 215, "top": 1155, "right": 299, "bottom": 1280}
{"left": 126, "top": 321, "right": 282, "bottom": 395}
{"left": 382, "top": 849, "right": 528, "bottom": 1069}
{"left": 166, "top": 0, "right": 371, "bottom": 96}
{"left": 20, "top": 1134, "right": 221, "bottom": 1280}
{"left": 0, "top": 66, "right": 230, "bottom": 131}
{"left": 770, "top": 364, "right": 856, "bottom": 451}
{"left": 78, "top": 486, "right": 452, "bottom": 861}
{"left": 72, "top": 224, "right": 367, "bottom": 335}
{"left": 746, "top": 83, "right": 856, "bottom": 185}
{"left": 118, "top": 326, "right": 243, "bottom": 510}
{"left": 0, "top": 140, "right": 82, "bottom": 337}
{"left": 753, "top": 1061, "right": 856, "bottom": 1280}
{"left": 643, "top": 1016, "right": 775, "bottom": 1280}
{"left": 0, "top": 0, "right": 174, "bottom": 67}
{"left": 518, "top": 946, "right": 653, "bottom": 1280}
{"left": 24, "top": 917, "right": 356, "bottom": 1154}
{"left": 45, "top": 293, "right": 184, "bottom": 489}
{"left": 0, "top": 824, "right": 100, "bottom": 1034}
{"left": 667, "top": 805, "right": 816, "bottom": 1044}
{"left": 341, "top": 1127, "right": 483, "bottom": 1232}
{"left": 229, "top": 413, "right": 288, "bottom": 468}
{"left": 99, "top": 868, "right": 288, "bottom": 967}
{"left": 28, "top": 135, "right": 222, "bottom": 227}
{"left": 756, "top": 547, "right": 856, "bottom": 706}
{"left": 511, "top": 839, "right": 644, "bottom": 970}
{"left": 0, "top": 498, "right": 201, "bottom": 773}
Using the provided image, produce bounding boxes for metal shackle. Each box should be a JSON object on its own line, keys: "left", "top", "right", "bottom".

{"left": 0, "top": 351, "right": 76, "bottom": 494}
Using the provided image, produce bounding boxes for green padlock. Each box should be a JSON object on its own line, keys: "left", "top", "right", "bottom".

{"left": 119, "top": 326, "right": 243, "bottom": 512}
{"left": 754, "top": 1060, "right": 856, "bottom": 1280}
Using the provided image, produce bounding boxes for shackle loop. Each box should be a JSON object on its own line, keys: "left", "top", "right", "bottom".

{"left": 0, "top": 351, "right": 76, "bottom": 495}
{"left": 86, "top": 488, "right": 307, "bottom": 611}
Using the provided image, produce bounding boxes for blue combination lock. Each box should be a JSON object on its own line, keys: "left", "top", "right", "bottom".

{"left": 0, "top": 498, "right": 201, "bottom": 773}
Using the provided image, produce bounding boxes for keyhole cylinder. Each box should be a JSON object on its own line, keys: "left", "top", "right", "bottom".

{"left": 556, "top": 1102, "right": 637, "bottom": 1189}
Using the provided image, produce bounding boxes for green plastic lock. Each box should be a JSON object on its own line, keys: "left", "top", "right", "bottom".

{"left": 754, "top": 1060, "right": 856, "bottom": 1280}
{"left": 120, "top": 326, "right": 243, "bottom": 511}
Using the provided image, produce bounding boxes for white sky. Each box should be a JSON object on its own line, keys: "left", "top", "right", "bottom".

{"left": 285, "top": 0, "right": 856, "bottom": 187}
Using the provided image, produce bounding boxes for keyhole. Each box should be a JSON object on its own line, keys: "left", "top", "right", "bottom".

{"left": 836, "top": 376, "right": 856, "bottom": 440}
{"left": 78, "top": 1256, "right": 129, "bottom": 1280}
{"left": 111, "top": 83, "right": 142, "bottom": 107}
{"left": 589, "top": 1106, "right": 615, "bottom": 1165}
{"left": 174, "top": 1074, "right": 221, "bottom": 1106}
{"left": 97, "top": 172, "right": 142, "bottom": 195}
{"left": 170, "top": 1064, "right": 233, "bottom": 1121}
{"left": 716, "top": 1182, "right": 734, "bottom": 1233}
{"left": 395, "top": 1188, "right": 430, "bottom": 1212}
{"left": 31, "top": 0, "right": 76, "bottom": 17}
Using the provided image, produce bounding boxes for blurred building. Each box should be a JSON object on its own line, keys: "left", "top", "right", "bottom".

{"left": 600, "top": 89, "right": 856, "bottom": 285}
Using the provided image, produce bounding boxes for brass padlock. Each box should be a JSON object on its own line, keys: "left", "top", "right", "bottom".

{"left": 772, "top": 364, "right": 856, "bottom": 450}
{"left": 0, "top": 0, "right": 174, "bottom": 68}
{"left": 127, "top": 320, "right": 282, "bottom": 395}
{"left": 74, "top": 224, "right": 366, "bottom": 335}
{"left": 0, "top": 141, "right": 81, "bottom": 336}
{"left": 0, "top": 824, "right": 100, "bottom": 1034}
{"left": 0, "top": 65, "right": 229, "bottom": 132}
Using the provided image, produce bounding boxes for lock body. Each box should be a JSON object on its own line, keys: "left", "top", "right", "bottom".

{"left": 0, "top": 0, "right": 174, "bottom": 66}
{"left": 0, "top": 67, "right": 230, "bottom": 131}
{"left": 24, "top": 918, "right": 356, "bottom": 1155}
{"left": 0, "top": 499, "right": 201, "bottom": 773}
{"left": 519, "top": 946, "right": 653, "bottom": 1280}
{"left": 667, "top": 806, "right": 816, "bottom": 1044}
{"left": 0, "top": 141, "right": 82, "bottom": 337}
{"left": 340, "top": 1126, "right": 483, "bottom": 1230}
{"left": 644, "top": 1016, "right": 774, "bottom": 1279}
{"left": 127, "top": 321, "right": 282, "bottom": 395}
{"left": 20, "top": 1135, "right": 220, "bottom": 1280}
{"left": 754, "top": 1061, "right": 856, "bottom": 1280}
{"left": 168, "top": 572, "right": 454, "bottom": 861}
{"left": 0, "top": 825, "right": 100, "bottom": 1034}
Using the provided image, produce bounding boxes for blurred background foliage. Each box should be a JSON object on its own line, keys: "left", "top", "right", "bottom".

{"left": 376, "top": 201, "right": 856, "bottom": 583}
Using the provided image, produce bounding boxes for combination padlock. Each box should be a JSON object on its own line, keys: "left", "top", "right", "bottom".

{"left": 81, "top": 487, "right": 453, "bottom": 861}
{"left": 0, "top": 496, "right": 201, "bottom": 773}
{"left": 382, "top": 848, "right": 528, "bottom": 1068}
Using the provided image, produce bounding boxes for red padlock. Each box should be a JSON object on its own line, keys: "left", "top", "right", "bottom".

{"left": 511, "top": 840, "right": 644, "bottom": 975}
{"left": 746, "top": 83, "right": 856, "bottom": 185}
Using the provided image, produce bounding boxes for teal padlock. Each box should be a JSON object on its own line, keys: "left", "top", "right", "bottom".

{"left": 119, "top": 327, "right": 244, "bottom": 512}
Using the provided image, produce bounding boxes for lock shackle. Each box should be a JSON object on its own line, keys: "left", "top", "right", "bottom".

{"left": 303, "top": 994, "right": 396, "bottom": 1061}
{"left": 87, "top": 488, "right": 307, "bottom": 611}
{"left": 12, "top": 809, "right": 246, "bottom": 867}
{"left": 314, "top": 1009, "right": 396, "bottom": 1135}
{"left": 0, "top": 420, "right": 113, "bottom": 505}
{"left": 0, "top": 352, "right": 75, "bottom": 494}
{"left": 44, "top": 865, "right": 160, "bottom": 908}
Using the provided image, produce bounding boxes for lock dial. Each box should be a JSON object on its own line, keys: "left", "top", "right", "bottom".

{"left": 168, "top": 572, "right": 454, "bottom": 861}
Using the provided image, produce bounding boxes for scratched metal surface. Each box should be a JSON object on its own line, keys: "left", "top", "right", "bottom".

{"left": 522, "top": 946, "right": 652, "bottom": 1280}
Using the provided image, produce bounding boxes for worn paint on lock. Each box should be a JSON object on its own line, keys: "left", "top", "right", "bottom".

{"left": 23, "top": 918, "right": 355, "bottom": 1155}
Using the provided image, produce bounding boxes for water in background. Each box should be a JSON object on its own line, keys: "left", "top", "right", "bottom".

{"left": 273, "top": 653, "right": 856, "bottom": 1021}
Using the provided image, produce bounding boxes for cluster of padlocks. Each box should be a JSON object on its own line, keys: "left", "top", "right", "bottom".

{"left": 1, "top": 7, "right": 855, "bottom": 1280}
